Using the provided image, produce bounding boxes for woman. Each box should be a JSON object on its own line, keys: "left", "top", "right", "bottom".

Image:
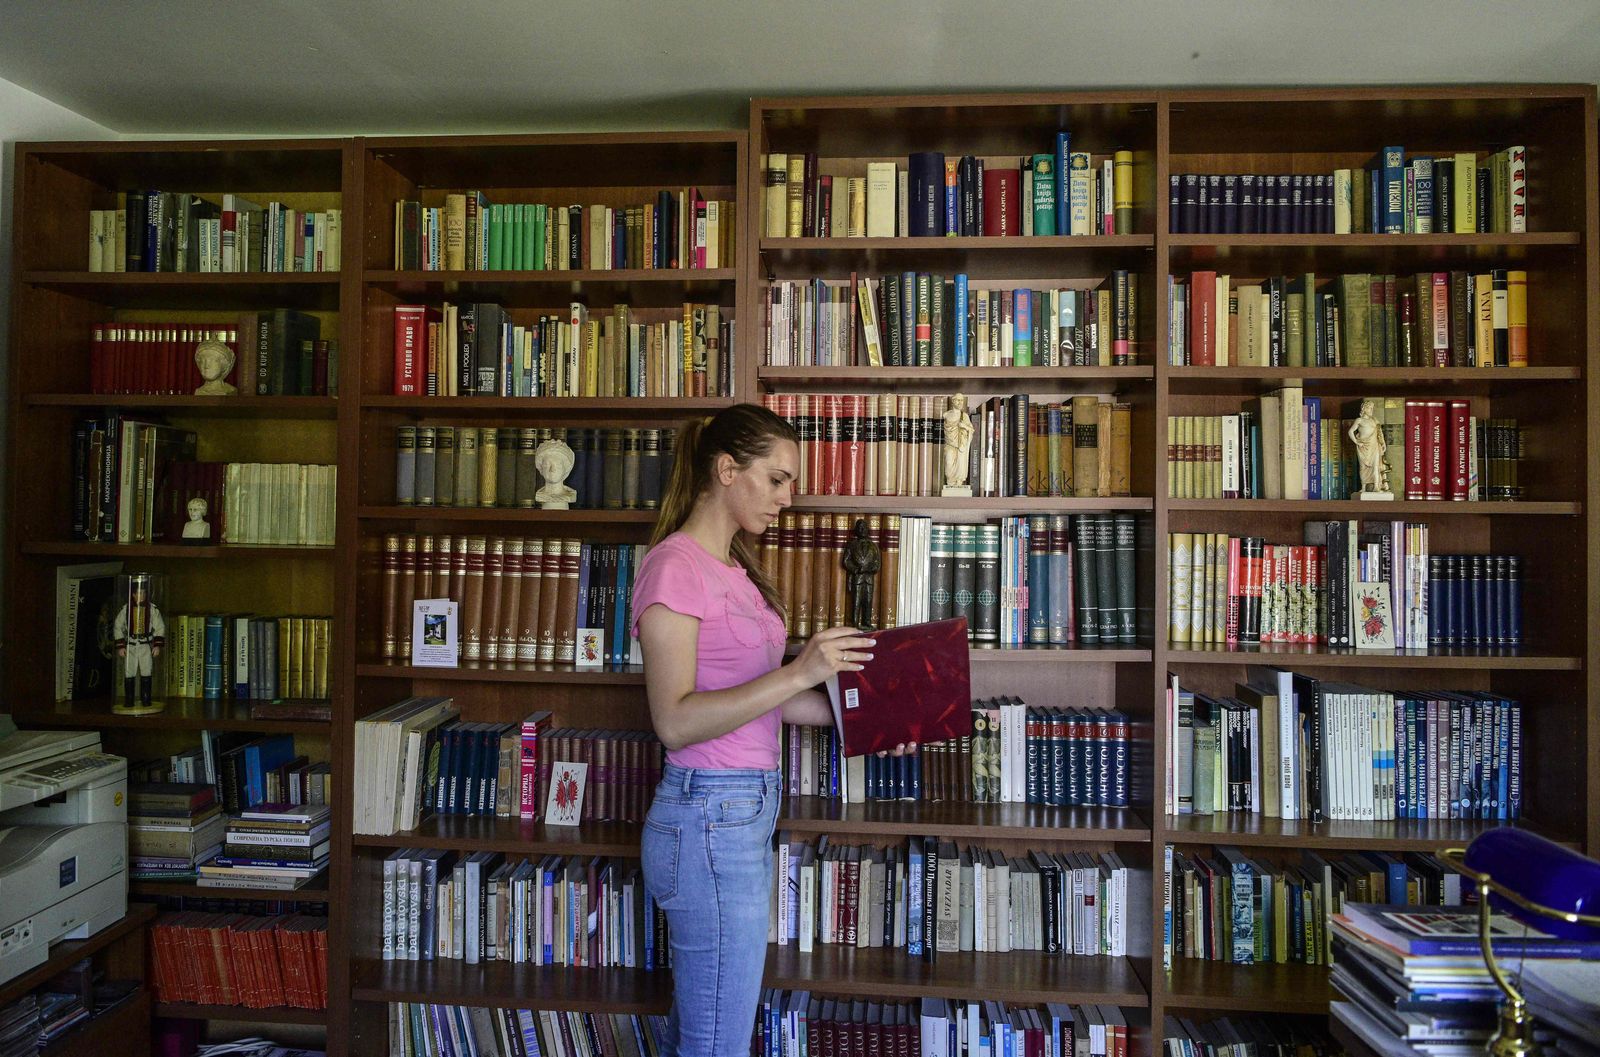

{"left": 629, "top": 403, "right": 911, "bottom": 1057}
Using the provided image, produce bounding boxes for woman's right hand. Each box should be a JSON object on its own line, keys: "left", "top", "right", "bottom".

{"left": 791, "top": 625, "right": 876, "bottom": 687}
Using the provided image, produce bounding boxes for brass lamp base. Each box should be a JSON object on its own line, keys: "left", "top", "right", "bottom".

{"left": 1489, "top": 999, "right": 1542, "bottom": 1057}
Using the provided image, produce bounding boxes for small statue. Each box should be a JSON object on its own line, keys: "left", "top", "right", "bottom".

{"left": 841, "top": 518, "right": 882, "bottom": 631}
{"left": 1348, "top": 398, "right": 1394, "bottom": 499}
{"left": 112, "top": 573, "right": 165, "bottom": 715}
{"left": 534, "top": 438, "right": 578, "bottom": 509}
{"left": 181, "top": 496, "right": 211, "bottom": 542}
{"left": 940, "top": 393, "right": 974, "bottom": 497}
{"left": 193, "top": 338, "right": 238, "bottom": 397}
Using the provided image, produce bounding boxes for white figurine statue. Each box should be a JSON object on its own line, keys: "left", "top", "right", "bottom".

{"left": 193, "top": 338, "right": 238, "bottom": 396}
{"left": 181, "top": 497, "right": 211, "bottom": 542}
{"left": 1348, "top": 397, "right": 1394, "bottom": 500}
{"left": 940, "top": 393, "right": 975, "bottom": 497}
{"left": 534, "top": 438, "right": 578, "bottom": 509}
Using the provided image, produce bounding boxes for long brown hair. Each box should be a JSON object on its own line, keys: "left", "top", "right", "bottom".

{"left": 653, "top": 403, "right": 799, "bottom": 615}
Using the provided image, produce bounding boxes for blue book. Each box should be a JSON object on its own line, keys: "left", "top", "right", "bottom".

{"left": 1218, "top": 847, "right": 1256, "bottom": 963}
{"left": 1378, "top": 147, "right": 1405, "bottom": 233}
{"left": 943, "top": 162, "right": 960, "bottom": 237}
{"left": 953, "top": 274, "right": 969, "bottom": 366}
{"left": 203, "top": 615, "right": 225, "bottom": 700}
{"left": 576, "top": 541, "right": 592, "bottom": 632}
{"left": 1054, "top": 131, "right": 1071, "bottom": 236}
{"left": 1346, "top": 903, "right": 1600, "bottom": 958}
{"left": 1506, "top": 700, "right": 1521, "bottom": 818}
{"left": 908, "top": 152, "right": 946, "bottom": 237}
{"left": 1109, "top": 709, "right": 1130, "bottom": 807}
{"left": 1012, "top": 289, "right": 1033, "bottom": 366}
{"left": 241, "top": 734, "right": 294, "bottom": 806}
{"left": 610, "top": 545, "right": 631, "bottom": 665}
{"left": 1304, "top": 398, "right": 1322, "bottom": 499}
{"left": 906, "top": 838, "right": 925, "bottom": 956}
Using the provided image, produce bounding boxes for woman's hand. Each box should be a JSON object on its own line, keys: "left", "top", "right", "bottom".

{"left": 790, "top": 625, "right": 876, "bottom": 688}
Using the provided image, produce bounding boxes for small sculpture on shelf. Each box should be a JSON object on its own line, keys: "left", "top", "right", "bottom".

{"left": 841, "top": 518, "right": 881, "bottom": 631}
{"left": 193, "top": 338, "right": 237, "bottom": 397}
{"left": 180, "top": 497, "right": 212, "bottom": 543}
{"left": 1348, "top": 397, "right": 1394, "bottom": 500}
{"left": 940, "top": 393, "right": 974, "bottom": 497}
{"left": 534, "top": 438, "right": 577, "bottom": 509}
{"left": 111, "top": 572, "right": 165, "bottom": 715}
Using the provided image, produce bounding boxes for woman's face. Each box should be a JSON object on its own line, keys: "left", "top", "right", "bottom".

{"left": 715, "top": 438, "right": 797, "bottom": 536}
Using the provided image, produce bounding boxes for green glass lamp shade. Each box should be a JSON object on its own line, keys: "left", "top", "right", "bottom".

{"left": 1464, "top": 829, "right": 1600, "bottom": 941}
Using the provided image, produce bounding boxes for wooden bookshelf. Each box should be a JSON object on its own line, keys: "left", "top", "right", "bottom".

{"left": 7, "top": 86, "right": 1594, "bottom": 1055}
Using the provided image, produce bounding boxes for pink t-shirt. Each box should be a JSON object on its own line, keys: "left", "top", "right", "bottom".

{"left": 629, "top": 531, "right": 788, "bottom": 769}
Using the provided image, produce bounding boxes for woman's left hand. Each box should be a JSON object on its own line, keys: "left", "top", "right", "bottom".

{"left": 876, "top": 741, "right": 918, "bottom": 758}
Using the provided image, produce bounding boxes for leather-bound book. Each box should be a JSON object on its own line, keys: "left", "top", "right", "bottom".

{"left": 830, "top": 513, "right": 850, "bottom": 630}
{"left": 434, "top": 427, "right": 456, "bottom": 507}
{"left": 480, "top": 537, "right": 505, "bottom": 662}
{"left": 824, "top": 617, "right": 973, "bottom": 757}
{"left": 776, "top": 514, "right": 797, "bottom": 638}
{"left": 416, "top": 533, "right": 434, "bottom": 599}
{"left": 516, "top": 538, "right": 544, "bottom": 662}
{"left": 794, "top": 514, "right": 816, "bottom": 639}
{"left": 477, "top": 426, "right": 499, "bottom": 508}
{"left": 1071, "top": 396, "right": 1099, "bottom": 498}
{"left": 534, "top": 538, "right": 561, "bottom": 662}
{"left": 381, "top": 533, "right": 401, "bottom": 659}
{"left": 432, "top": 534, "right": 454, "bottom": 602}
{"left": 455, "top": 427, "right": 479, "bottom": 507}
{"left": 414, "top": 426, "right": 437, "bottom": 507}
{"left": 397, "top": 535, "right": 418, "bottom": 662}
{"left": 499, "top": 538, "right": 524, "bottom": 662}
{"left": 554, "top": 539, "right": 581, "bottom": 663}
{"left": 516, "top": 428, "right": 539, "bottom": 509}
{"left": 879, "top": 515, "right": 900, "bottom": 631}
{"left": 451, "top": 535, "right": 470, "bottom": 611}
{"left": 602, "top": 430, "right": 625, "bottom": 510}
{"left": 461, "top": 536, "right": 488, "bottom": 661}
{"left": 395, "top": 426, "right": 416, "bottom": 506}
{"left": 812, "top": 515, "right": 835, "bottom": 634}
{"left": 622, "top": 429, "right": 642, "bottom": 510}
{"left": 496, "top": 427, "right": 517, "bottom": 508}
{"left": 639, "top": 429, "right": 662, "bottom": 509}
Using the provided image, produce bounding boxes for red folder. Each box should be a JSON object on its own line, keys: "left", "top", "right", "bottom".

{"left": 825, "top": 617, "right": 973, "bottom": 756}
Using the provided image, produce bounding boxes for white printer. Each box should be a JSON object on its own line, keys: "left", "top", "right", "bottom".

{"left": 0, "top": 725, "right": 128, "bottom": 986}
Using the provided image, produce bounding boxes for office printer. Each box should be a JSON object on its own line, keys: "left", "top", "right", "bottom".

{"left": 0, "top": 725, "right": 127, "bottom": 987}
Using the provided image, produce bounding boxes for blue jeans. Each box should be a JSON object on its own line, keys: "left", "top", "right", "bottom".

{"left": 642, "top": 764, "right": 780, "bottom": 1057}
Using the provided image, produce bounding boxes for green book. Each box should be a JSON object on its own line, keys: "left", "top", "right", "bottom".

{"left": 1192, "top": 722, "right": 1217, "bottom": 815}
{"left": 1031, "top": 154, "right": 1055, "bottom": 237}
{"left": 532, "top": 205, "right": 547, "bottom": 271}
{"left": 488, "top": 203, "right": 505, "bottom": 271}
{"left": 1285, "top": 291, "right": 1305, "bottom": 369}
{"left": 1337, "top": 273, "right": 1372, "bottom": 367}
{"left": 521, "top": 204, "right": 536, "bottom": 271}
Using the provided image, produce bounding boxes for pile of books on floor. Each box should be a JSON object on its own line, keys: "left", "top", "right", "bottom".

{"left": 128, "top": 782, "right": 225, "bottom": 881}
{"left": 1331, "top": 900, "right": 1594, "bottom": 1054}
{"left": 197, "top": 803, "right": 330, "bottom": 891}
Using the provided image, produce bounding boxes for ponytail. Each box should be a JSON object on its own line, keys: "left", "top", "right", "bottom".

{"left": 651, "top": 403, "right": 798, "bottom": 616}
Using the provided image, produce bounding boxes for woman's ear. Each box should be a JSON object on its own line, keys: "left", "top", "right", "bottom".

{"left": 714, "top": 452, "right": 737, "bottom": 486}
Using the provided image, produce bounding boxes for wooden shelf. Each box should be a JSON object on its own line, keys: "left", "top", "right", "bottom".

{"left": 41, "top": 990, "right": 150, "bottom": 1057}
{"left": 21, "top": 541, "right": 335, "bottom": 559}
{"left": 25, "top": 270, "right": 341, "bottom": 286}
{"left": 357, "top": 661, "right": 645, "bottom": 684}
{"left": 353, "top": 815, "right": 643, "bottom": 857}
{"left": 130, "top": 874, "right": 331, "bottom": 901}
{"left": 152, "top": 1002, "right": 328, "bottom": 1024}
{"left": 759, "top": 366, "right": 1153, "bottom": 393}
{"left": 781, "top": 797, "right": 1150, "bottom": 841}
{"left": 1165, "top": 499, "right": 1579, "bottom": 516}
{"left": 19, "top": 271, "right": 340, "bottom": 309}
{"left": 762, "top": 236, "right": 1155, "bottom": 252}
{"left": 360, "top": 395, "right": 732, "bottom": 414}
{"left": 1160, "top": 815, "right": 1569, "bottom": 851}
{"left": 758, "top": 235, "right": 1154, "bottom": 275}
{"left": 358, "top": 505, "right": 658, "bottom": 524}
{"left": 1161, "top": 644, "right": 1580, "bottom": 670}
{"left": 1161, "top": 960, "right": 1332, "bottom": 1014}
{"left": 350, "top": 958, "right": 671, "bottom": 1014}
{"left": 1166, "top": 232, "right": 1580, "bottom": 249}
{"left": 28, "top": 697, "right": 331, "bottom": 733}
{"left": 1164, "top": 366, "right": 1580, "bottom": 395}
{"left": 365, "top": 269, "right": 735, "bottom": 307}
{"left": 26, "top": 394, "right": 340, "bottom": 418}
{"left": 765, "top": 946, "right": 1148, "bottom": 1006}
{"left": 789, "top": 495, "right": 1152, "bottom": 513}
{"left": 0, "top": 904, "right": 156, "bottom": 1006}
{"left": 782, "top": 642, "right": 1152, "bottom": 663}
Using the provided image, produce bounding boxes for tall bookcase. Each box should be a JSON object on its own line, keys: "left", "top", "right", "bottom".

{"left": 6, "top": 85, "right": 1596, "bottom": 1057}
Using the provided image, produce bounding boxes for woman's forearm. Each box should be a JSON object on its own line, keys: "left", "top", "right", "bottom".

{"left": 653, "top": 662, "right": 813, "bottom": 750}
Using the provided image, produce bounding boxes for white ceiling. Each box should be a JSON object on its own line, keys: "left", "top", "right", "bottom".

{"left": 2, "top": 0, "right": 1599, "bottom": 136}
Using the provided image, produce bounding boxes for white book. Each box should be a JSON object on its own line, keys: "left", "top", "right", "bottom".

{"left": 866, "top": 162, "right": 897, "bottom": 238}
{"left": 1333, "top": 169, "right": 1353, "bottom": 233}
{"left": 896, "top": 170, "right": 909, "bottom": 238}
{"left": 1220, "top": 415, "right": 1241, "bottom": 498}
{"left": 774, "top": 840, "right": 790, "bottom": 945}
{"left": 1214, "top": 275, "right": 1231, "bottom": 366}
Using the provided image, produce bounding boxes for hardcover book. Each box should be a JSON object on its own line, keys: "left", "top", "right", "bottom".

{"left": 824, "top": 617, "right": 973, "bottom": 756}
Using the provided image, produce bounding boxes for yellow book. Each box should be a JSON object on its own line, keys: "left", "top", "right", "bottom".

{"left": 583, "top": 320, "right": 601, "bottom": 397}
{"left": 1214, "top": 275, "right": 1231, "bottom": 367}
{"left": 1454, "top": 152, "right": 1477, "bottom": 234}
{"left": 444, "top": 194, "right": 467, "bottom": 271}
{"left": 1506, "top": 269, "right": 1528, "bottom": 367}
{"left": 1113, "top": 150, "right": 1135, "bottom": 234}
{"left": 1474, "top": 273, "right": 1494, "bottom": 367}
{"left": 1097, "top": 287, "right": 1113, "bottom": 365}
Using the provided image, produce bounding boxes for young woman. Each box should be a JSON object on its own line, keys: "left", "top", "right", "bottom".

{"left": 629, "top": 403, "right": 911, "bottom": 1057}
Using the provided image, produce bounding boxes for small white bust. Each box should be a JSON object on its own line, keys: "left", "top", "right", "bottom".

{"left": 181, "top": 497, "right": 211, "bottom": 541}
{"left": 534, "top": 438, "right": 578, "bottom": 509}
{"left": 194, "top": 339, "right": 237, "bottom": 396}
{"left": 940, "top": 392, "right": 975, "bottom": 496}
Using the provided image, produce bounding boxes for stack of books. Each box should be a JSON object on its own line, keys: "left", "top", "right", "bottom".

{"left": 127, "top": 782, "right": 224, "bottom": 881}
{"left": 1331, "top": 901, "right": 1595, "bottom": 1054}
{"left": 197, "top": 803, "right": 330, "bottom": 890}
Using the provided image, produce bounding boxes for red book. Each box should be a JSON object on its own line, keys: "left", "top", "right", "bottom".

{"left": 1305, "top": 542, "right": 1324, "bottom": 644}
{"left": 1404, "top": 400, "right": 1425, "bottom": 500}
{"left": 822, "top": 393, "right": 843, "bottom": 496}
{"left": 1224, "top": 535, "right": 1241, "bottom": 647}
{"left": 1447, "top": 399, "right": 1470, "bottom": 500}
{"left": 1188, "top": 271, "right": 1217, "bottom": 366}
{"left": 824, "top": 617, "right": 973, "bottom": 756}
{"left": 393, "top": 304, "right": 430, "bottom": 396}
{"left": 802, "top": 393, "right": 823, "bottom": 495}
{"left": 841, "top": 393, "right": 866, "bottom": 496}
{"left": 1424, "top": 399, "right": 1446, "bottom": 500}
{"left": 982, "top": 168, "right": 1020, "bottom": 236}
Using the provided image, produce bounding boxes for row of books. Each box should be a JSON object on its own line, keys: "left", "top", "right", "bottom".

{"left": 128, "top": 781, "right": 225, "bottom": 879}
{"left": 1161, "top": 1016, "right": 1337, "bottom": 1057}
{"left": 1165, "top": 670, "right": 1524, "bottom": 823}
{"left": 393, "top": 301, "right": 731, "bottom": 399}
{"left": 760, "top": 392, "right": 1134, "bottom": 499}
{"left": 762, "top": 142, "right": 1136, "bottom": 239}
{"left": 130, "top": 731, "right": 327, "bottom": 814}
{"left": 763, "top": 273, "right": 1138, "bottom": 369}
{"left": 783, "top": 699, "right": 1133, "bottom": 808}
{"left": 1168, "top": 147, "right": 1527, "bottom": 234}
{"left": 393, "top": 425, "right": 678, "bottom": 511}
{"left": 387, "top": 1003, "right": 666, "bottom": 1057}
{"left": 150, "top": 613, "right": 331, "bottom": 702}
{"left": 1167, "top": 404, "right": 1523, "bottom": 504}
{"left": 148, "top": 911, "right": 328, "bottom": 1009}
{"left": 1164, "top": 848, "right": 1465, "bottom": 969}
{"left": 87, "top": 193, "right": 342, "bottom": 272}
{"left": 197, "top": 803, "right": 331, "bottom": 891}
{"left": 1169, "top": 270, "right": 1530, "bottom": 369}
{"left": 763, "top": 512, "right": 1138, "bottom": 647}
{"left": 394, "top": 191, "right": 735, "bottom": 271}
{"left": 771, "top": 835, "right": 1143, "bottom": 959}
{"left": 89, "top": 315, "right": 336, "bottom": 398}
{"left": 378, "top": 536, "right": 643, "bottom": 666}
{"left": 379, "top": 851, "right": 667, "bottom": 972}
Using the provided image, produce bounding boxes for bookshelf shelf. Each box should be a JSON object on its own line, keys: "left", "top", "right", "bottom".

{"left": 22, "top": 541, "right": 335, "bottom": 559}
{"left": 356, "top": 661, "right": 645, "bottom": 684}
{"left": 1160, "top": 644, "right": 1580, "bottom": 670}
{"left": 1159, "top": 815, "right": 1568, "bottom": 852}
{"left": 352, "top": 816, "right": 643, "bottom": 857}
{"left": 757, "top": 235, "right": 1154, "bottom": 275}
{"left": 787, "top": 495, "right": 1153, "bottom": 513}
{"left": 41, "top": 991, "right": 150, "bottom": 1057}
{"left": 0, "top": 904, "right": 155, "bottom": 1007}
{"left": 151, "top": 1002, "right": 328, "bottom": 1025}
{"left": 20, "top": 271, "right": 342, "bottom": 310}
{"left": 360, "top": 395, "right": 731, "bottom": 414}
{"left": 365, "top": 269, "right": 735, "bottom": 308}
{"left": 780, "top": 797, "right": 1151, "bottom": 841}
{"left": 764, "top": 947, "right": 1148, "bottom": 1006}
{"left": 32, "top": 697, "right": 331, "bottom": 733}
{"left": 1161, "top": 961, "right": 1332, "bottom": 1014}
{"left": 24, "top": 271, "right": 342, "bottom": 286}
{"left": 27, "top": 394, "right": 340, "bottom": 418}
{"left": 759, "top": 366, "right": 1153, "bottom": 393}
{"left": 1165, "top": 232, "right": 1580, "bottom": 249}
{"left": 1163, "top": 366, "right": 1580, "bottom": 395}
{"left": 1164, "top": 499, "right": 1578, "bottom": 516}
{"left": 357, "top": 506, "right": 658, "bottom": 524}
{"left": 350, "top": 959, "right": 672, "bottom": 1014}
{"left": 783, "top": 642, "right": 1152, "bottom": 664}
{"left": 130, "top": 875, "right": 331, "bottom": 901}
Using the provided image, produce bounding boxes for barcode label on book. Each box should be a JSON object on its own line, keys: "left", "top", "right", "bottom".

{"left": 845, "top": 688, "right": 860, "bottom": 711}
